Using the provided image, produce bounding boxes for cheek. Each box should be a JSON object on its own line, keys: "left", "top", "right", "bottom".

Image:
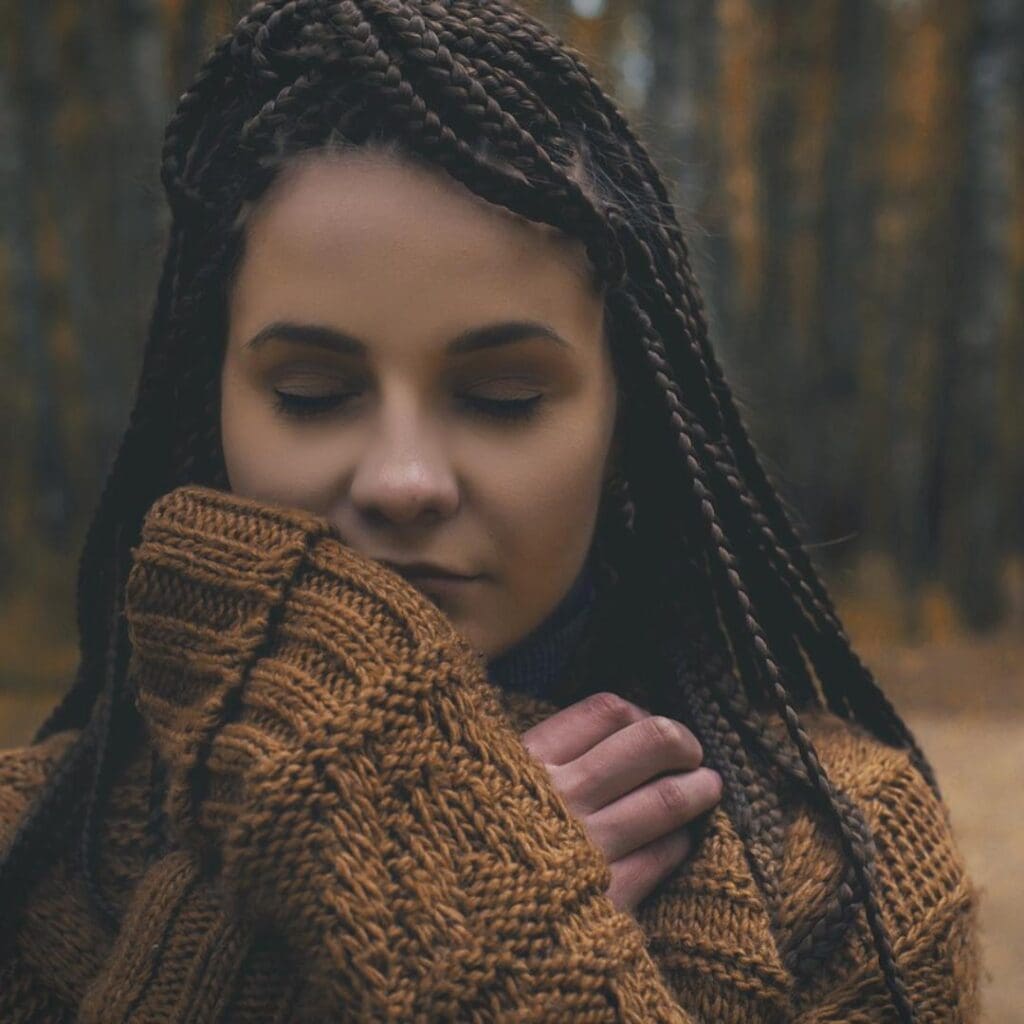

{"left": 220, "top": 365, "right": 341, "bottom": 514}
{"left": 486, "top": 425, "right": 608, "bottom": 586}
{"left": 458, "top": 427, "right": 607, "bottom": 660}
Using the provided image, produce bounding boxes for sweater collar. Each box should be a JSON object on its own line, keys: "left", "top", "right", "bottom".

{"left": 484, "top": 552, "right": 598, "bottom": 700}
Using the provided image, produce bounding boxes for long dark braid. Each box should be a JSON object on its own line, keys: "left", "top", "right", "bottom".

{"left": 0, "top": 2, "right": 924, "bottom": 1017}
{"left": 618, "top": 290, "right": 912, "bottom": 1014}
{"left": 458, "top": 0, "right": 934, "bottom": 783}
{"left": 431, "top": 0, "right": 901, "bottom": 712}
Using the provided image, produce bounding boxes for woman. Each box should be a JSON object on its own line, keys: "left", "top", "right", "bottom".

{"left": 0, "top": 1, "right": 978, "bottom": 1021}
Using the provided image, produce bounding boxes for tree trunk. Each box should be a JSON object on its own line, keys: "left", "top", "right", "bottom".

{"left": 643, "top": 0, "right": 734, "bottom": 350}
{"left": 3, "top": 0, "right": 74, "bottom": 545}
{"left": 75, "top": 0, "right": 168, "bottom": 479}
{"left": 813, "top": 0, "right": 885, "bottom": 562}
{"left": 944, "top": 0, "right": 1021, "bottom": 627}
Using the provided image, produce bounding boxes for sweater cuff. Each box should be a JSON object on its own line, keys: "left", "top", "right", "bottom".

{"left": 125, "top": 486, "right": 333, "bottom": 845}
{"left": 126, "top": 485, "right": 474, "bottom": 850}
{"left": 125, "top": 486, "right": 696, "bottom": 1020}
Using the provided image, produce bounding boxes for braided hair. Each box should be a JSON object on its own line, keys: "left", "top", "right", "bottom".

{"left": 0, "top": 2, "right": 934, "bottom": 1018}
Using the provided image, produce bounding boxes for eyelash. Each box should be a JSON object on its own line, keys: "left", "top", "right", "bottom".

{"left": 272, "top": 390, "right": 544, "bottom": 423}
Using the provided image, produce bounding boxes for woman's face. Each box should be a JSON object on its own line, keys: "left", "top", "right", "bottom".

{"left": 221, "top": 150, "right": 618, "bottom": 661}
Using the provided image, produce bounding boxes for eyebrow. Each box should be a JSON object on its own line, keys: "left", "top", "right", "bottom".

{"left": 243, "top": 319, "right": 571, "bottom": 356}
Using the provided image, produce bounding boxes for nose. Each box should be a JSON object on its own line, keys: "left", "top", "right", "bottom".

{"left": 348, "top": 407, "right": 460, "bottom": 527}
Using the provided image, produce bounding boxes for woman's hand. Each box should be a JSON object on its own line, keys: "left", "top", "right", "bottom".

{"left": 520, "top": 691, "right": 723, "bottom": 917}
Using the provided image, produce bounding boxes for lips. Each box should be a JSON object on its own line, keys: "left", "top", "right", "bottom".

{"left": 379, "top": 560, "right": 478, "bottom": 581}
{"left": 391, "top": 570, "right": 480, "bottom": 606}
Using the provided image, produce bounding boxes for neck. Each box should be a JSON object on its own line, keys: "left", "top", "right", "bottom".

{"left": 485, "top": 554, "right": 598, "bottom": 700}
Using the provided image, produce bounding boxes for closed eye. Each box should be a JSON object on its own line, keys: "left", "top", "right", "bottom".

{"left": 272, "top": 390, "right": 356, "bottom": 418}
{"left": 272, "top": 389, "right": 544, "bottom": 423}
{"left": 460, "top": 394, "right": 543, "bottom": 422}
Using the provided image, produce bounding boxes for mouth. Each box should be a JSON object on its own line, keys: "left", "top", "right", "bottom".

{"left": 404, "top": 576, "right": 478, "bottom": 594}
{"left": 395, "top": 574, "right": 480, "bottom": 611}
{"left": 379, "top": 560, "right": 481, "bottom": 583}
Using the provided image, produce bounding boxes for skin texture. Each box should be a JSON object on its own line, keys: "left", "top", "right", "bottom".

{"left": 220, "top": 148, "right": 722, "bottom": 913}
{"left": 522, "top": 691, "right": 723, "bottom": 916}
{"left": 221, "top": 148, "right": 618, "bottom": 661}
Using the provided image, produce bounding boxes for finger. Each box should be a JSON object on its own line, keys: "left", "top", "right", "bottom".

{"left": 585, "top": 767, "right": 722, "bottom": 863}
{"left": 520, "top": 691, "right": 651, "bottom": 766}
{"left": 555, "top": 715, "right": 704, "bottom": 816}
{"left": 605, "top": 827, "right": 693, "bottom": 917}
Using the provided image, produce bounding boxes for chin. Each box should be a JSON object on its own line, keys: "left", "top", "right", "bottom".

{"left": 405, "top": 583, "right": 496, "bottom": 656}
{"left": 441, "top": 611, "right": 504, "bottom": 663}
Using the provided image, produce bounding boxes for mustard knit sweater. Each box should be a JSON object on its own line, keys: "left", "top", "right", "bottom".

{"left": 0, "top": 487, "right": 980, "bottom": 1022}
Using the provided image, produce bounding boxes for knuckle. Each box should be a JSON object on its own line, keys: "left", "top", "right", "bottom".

{"left": 642, "top": 715, "right": 678, "bottom": 750}
{"left": 654, "top": 775, "right": 692, "bottom": 819}
{"left": 587, "top": 691, "right": 646, "bottom": 728}
{"left": 644, "top": 716, "right": 702, "bottom": 767}
{"left": 553, "top": 762, "right": 586, "bottom": 810}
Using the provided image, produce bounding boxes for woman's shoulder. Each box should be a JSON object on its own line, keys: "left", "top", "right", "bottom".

{"left": 776, "top": 707, "right": 976, "bottom": 954}
{"left": 779, "top": 706, "right": 961, "bottom": 869}
{"left": 796, "top": 706, "right": 925, "bottom": 793}
{"left": 0, "top": 729, "right": 81, "bottom": 848}
{"left": 768, "top": 710, "right": 981, "bottom": 1016}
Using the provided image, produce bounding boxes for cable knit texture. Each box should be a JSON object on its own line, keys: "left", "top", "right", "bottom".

{"left": 0, "top": 486, "right": 980, "bottom": 1022}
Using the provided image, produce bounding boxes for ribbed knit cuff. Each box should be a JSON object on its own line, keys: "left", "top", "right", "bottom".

{"left": 126, "top": 485, "right": 693, "bottom": 1021}
{"left": 126, "top": 485, "right": 469, "bottom": 849}
{"left": 126, "top": 487, "right": 326, "bottom": 846}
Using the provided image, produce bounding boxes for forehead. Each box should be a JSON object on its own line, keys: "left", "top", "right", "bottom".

{"left": 230, "top": 150, "right": 602, "bottom": 347}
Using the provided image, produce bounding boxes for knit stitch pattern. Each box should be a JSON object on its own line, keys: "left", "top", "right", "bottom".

{"left": 0, "top": 485, "right": 980, "bottom": 1022}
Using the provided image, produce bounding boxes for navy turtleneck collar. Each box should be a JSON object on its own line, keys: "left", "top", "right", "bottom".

{"left": 485, "top": 553, "right": 598, "bottom": 701}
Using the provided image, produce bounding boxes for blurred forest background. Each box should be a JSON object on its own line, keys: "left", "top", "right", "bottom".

{"left": 0, "top": 0, "right": 1021, "bottom": 1015}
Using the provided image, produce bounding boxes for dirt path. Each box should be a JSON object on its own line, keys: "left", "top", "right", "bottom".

{"left": 856, "top": 634, "right": 1024, "bottom": 1022}
{"left": 902, "top": 712, "right": 1022, "bottom": 1023}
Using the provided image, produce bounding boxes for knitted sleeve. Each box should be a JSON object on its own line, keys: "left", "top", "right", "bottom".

{"left": 125, "top": 484, "right": 696, "bottom": 1023}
